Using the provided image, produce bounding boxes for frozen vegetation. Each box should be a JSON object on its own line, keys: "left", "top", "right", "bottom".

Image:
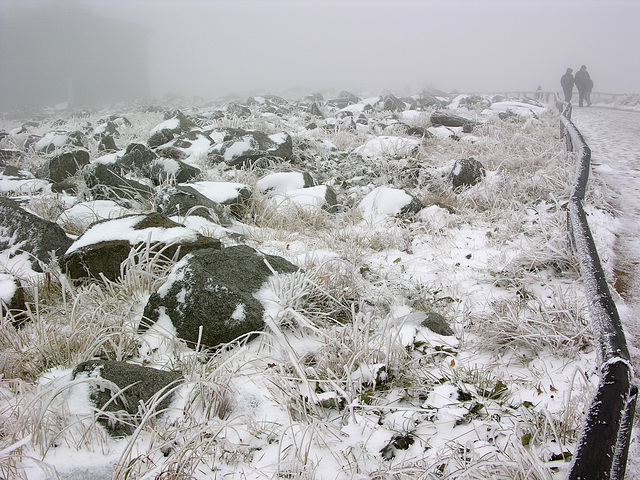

{"left": 0, "top": 91, "right": 621, "bottom": 479}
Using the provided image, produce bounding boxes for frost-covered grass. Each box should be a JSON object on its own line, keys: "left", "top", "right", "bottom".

{"left": 0, "top": 99, "right": 612, "bottom": 479}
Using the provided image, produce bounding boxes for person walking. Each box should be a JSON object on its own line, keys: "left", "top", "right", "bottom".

{"left": 561, "top": 68, "right": 574, "bottom": 102}
{"left": 574, "top": 65, "right": 593, "bottom": 107}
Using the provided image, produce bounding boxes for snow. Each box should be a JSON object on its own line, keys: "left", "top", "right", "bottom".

{"left": 65, "top": 215, "right": 201, "bottom": 254}
{"left": 3, "top": 97, "right": 640, "bottom": 479}
{"left": 223, "top": 137, "right": 254, "bottom": 162}
{"left": 150, "top": 117, "right": 179, "bottom": 134}
{"left": 269, "top": 185, "right": 329, "bottom": 211}
{"left": 256, "top": 171, "right": 307, "bottom": 192}
{"left": 0, "top": 273, "right": 17, "bottom": 303}
{"left": 483, "top": 101, "right": 547, "bottom": 117}
{"left": 570, "top": 106, "right": 640, "bottom": 478}
{"left": 353, "top": 135, "right": 420, "bottom": 158}
{"left": 56, "top": 200, "right": 131, "bottom": 229}
{"left": 0, "top": 176, "right": 48, "bottom": 194}
{"left": 358, "top": 185, "right": 414, "bottom": 218}
{"left": 184, "top": 181, "right": 248, "bottom": 203}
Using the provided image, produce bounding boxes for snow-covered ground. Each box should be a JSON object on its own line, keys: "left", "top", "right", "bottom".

{"left": 0, "top": 94, "right": 638, "bottom": 479}
{"left": 571, "top": 105, "right": 640, "bottom": 479}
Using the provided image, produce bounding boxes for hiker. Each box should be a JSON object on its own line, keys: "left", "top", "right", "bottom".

{"left": 560, "top": 68, "right": 574, "bottom": 102}
{"left": 574, "top": 65, "right": 593, "bottom": 107}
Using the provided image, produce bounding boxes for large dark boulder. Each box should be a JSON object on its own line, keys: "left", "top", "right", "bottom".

{"left": 0, "top": 197, "right": 73, "bottom": 271}
{"left": 208, "top": 130, "right": 293, "bottom": 167}
{"left": 225, "top": 103, "right": 252, "bottom": 119}
{"left": 140, "top": 245, "right": 299, "bottom": 350}
{"left": 72, "top": 360, "right": 183, "bottom": 437}
{"left": 154, "top": 185, "right": 232, "bottom": 225}
{"left": 450, "top": 158, "right": 486, "bottom": 191}
{"left": 62, "top": 212, "right": 221, "bottom": 282}
{"left": 37, "top": 149, "right": 90, "bottom": 183}
{"left": 147, "top": 129, "right": 175, "bottom": 148}
{"left": 431, "top": 112, "right": 478, "bottom": 131}
{"left": 326, "top": 91, "right": 359, "bottom": 108}
{"left": 116, "top": 143, "right": 158, "bottom": 175}
{"left": 98, "top": 135, "right": 118, "bottom": 152}
{"left": 82, "top": 162, "right": 154, "bottom": 203}
{"left": 382, "top": 94, "right": 406, "bottom": 112}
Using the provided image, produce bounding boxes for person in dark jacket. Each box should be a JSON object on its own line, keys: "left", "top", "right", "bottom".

{"left": 574, "top": 65, "right": 593, "bottom": 107}
{"left": 560, "top": 68, "right": 574, "bottom": 102}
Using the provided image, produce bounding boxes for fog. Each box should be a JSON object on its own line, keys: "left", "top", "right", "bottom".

{"left": 2, "top": 0, "right": 639, "bottom": 106}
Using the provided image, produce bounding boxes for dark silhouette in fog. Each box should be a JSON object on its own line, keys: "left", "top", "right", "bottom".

{"left": 574, "top": 65, "right": 593, "bottom": 107}
{"left": 561, "top": 68, "right": 574, "bottom": 102}
{"left": 0, "top": 3, "right": 149, "bottom": 110}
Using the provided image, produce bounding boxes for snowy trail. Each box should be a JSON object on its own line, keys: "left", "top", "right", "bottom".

{"left": 571, "top": 106, "right": 640, "bottom": 478}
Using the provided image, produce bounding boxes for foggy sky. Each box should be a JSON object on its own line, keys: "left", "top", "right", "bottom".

{"left": 3, "top": 0, "right": 640, "bottom": 101}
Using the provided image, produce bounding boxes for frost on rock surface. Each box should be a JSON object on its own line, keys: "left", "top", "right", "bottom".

{"left": 141, "top": 245, "right": 298, "bottom": 349}
{"left": 62, "top": 212, "right": 221, "bottom": 281}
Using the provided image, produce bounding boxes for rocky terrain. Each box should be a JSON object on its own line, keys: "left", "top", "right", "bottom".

{"left": 0, "top": 90, "right": 605, "bottom": 479}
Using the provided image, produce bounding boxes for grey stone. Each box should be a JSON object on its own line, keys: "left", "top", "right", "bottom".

{"left": 62, "top": 212, "right": 221, "bottom": 282}
{"left": 154, "top": 185, "right": 232, "bottom": 225}
{"left": 0, "top": 197, "right": 73, "bottom": 271}
{"left": 72, "top": 360, "right": 183, "bottom": 437}
{"left": 208, "top": 129, "right": 293, "bottom": 167}
{"left": 82, "top": 162, "right": 154, "bottom": 203}
{"left": 140, "top": 245, "right": 299, "bottom": 350}
{"left": 450, "top": 158, "right": 486, "bottom": 191}
{"left": 37, "top": 149, "right": 90, "bottom": 182}
{"left": 420, "top": 311, "right": 455, "bottom": 336}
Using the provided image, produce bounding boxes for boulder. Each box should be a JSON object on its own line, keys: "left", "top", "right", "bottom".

{"left": 154, "top": 184, "right": 232, "bottom": 225}
{"left": 0, "top": 273, "right": 27, "bottom": 325}
{"left": 326, "top": 91, "right": 359, "bottom": 108}
{"left": 185, "top": 181, "right": 252, "bottom": 219}
{"left": 147, "top": 157, "right": 201, "bottom": 186}
{"left": 0, "top": 197, "right": 73, "bottom": 271}
{"left": 420, "top": 311, "right": 455, "bottom": 336}
{"left": 0, "top": 149, "right": 23, "bottom": 163}
{"left": 256, "top": 171, "right": 316, "bottom": 193}
{"left": 72, "top": 360, "right": 183, "bottom": 437}
{"left": 33, "top": 130, "right": 85, "bottom": 153}
{"left": 163, "top": 110, "right": 198, "bottom": 132}
{"left": 98, "top": 135, "right": 118, "bottom": 152}
{"left": 309, "top": 102, "right": 324, "bottom": 118}
{"left": 140, "top": 245, "right": 299, "bottom": 350}
{"left": 37, "top": 149, "right": 90, "bottom": 183}
{"left": 62, "top": 212, "right": 221, "bottom": 281}
{"left": 171, "top": 131, "right": 213, "bottom": 150}
{"left": 82, "top": 162, "right": 154, "bottom": 203}
{"left": 116, "top": 143, "right": 158, "bottom": 176}
{"left": 147, "top": 128, "right": 175, "bottom": 148}
{"left": 430, "top": 112, "right": 477, "bottom": 131}
{"left": 208, "top": 130, "right": 293, "bottom": 167}
{"left": 93, "top": 121, "right": 120, "bottom": 140}
{"left": 358, "top": 186, "right": 423, "bottom": 218}
{"left": 225, "top": 103, "right": 252, "bottom": 119}
{"left": 382, "top": 94, "right": 406, "bottom": 112}
{"left": 450, "top": 158, "right": 486, "bottom": 191}
{"left": 269, "top": 185, "right": 339, "bottom": 214}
